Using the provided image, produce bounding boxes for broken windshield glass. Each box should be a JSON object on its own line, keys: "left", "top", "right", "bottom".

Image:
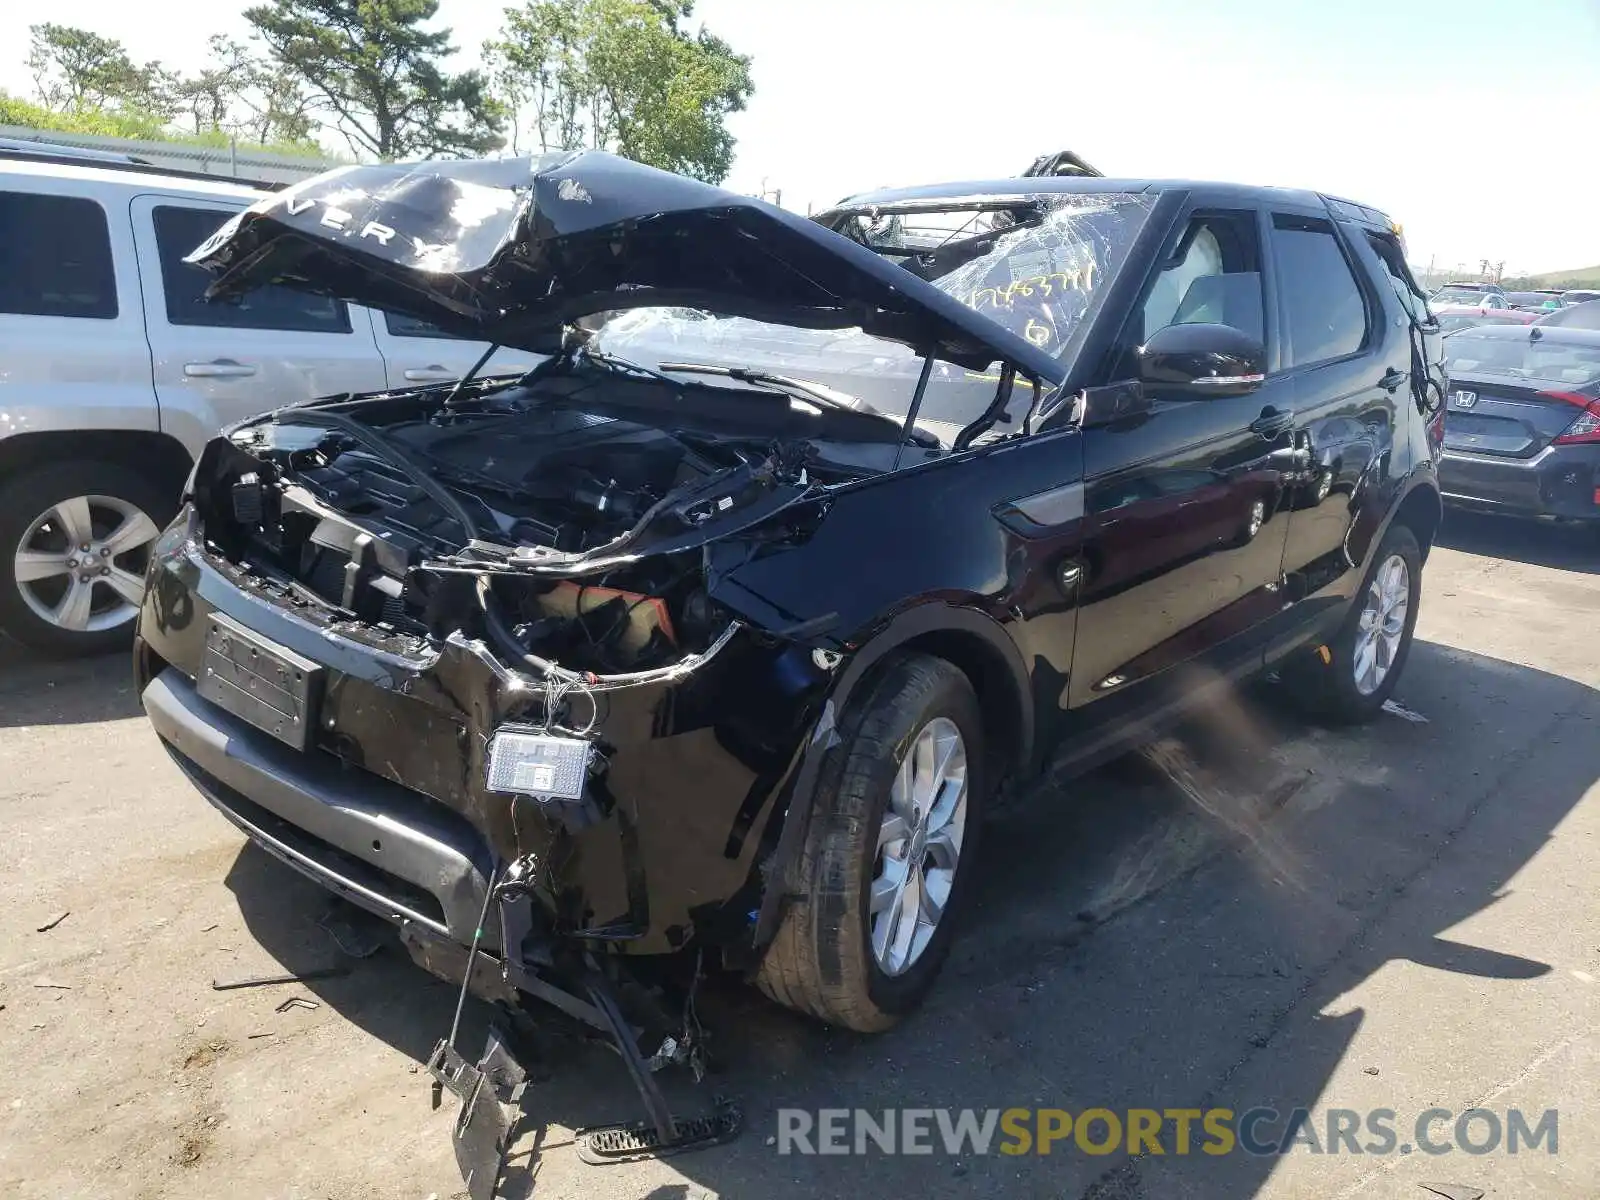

{"left": 593, "top": 192, "right": 1155, "bottom": 438}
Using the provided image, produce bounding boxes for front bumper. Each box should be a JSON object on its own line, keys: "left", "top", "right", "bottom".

{"left": 144, "top": 668, "right": 496, "bottom": 944}
{"left": 136, "top": 512, "right": 828, "bottom": 959}
{"left": 1438, "top": 443, "right": 1600, "bottom": 521}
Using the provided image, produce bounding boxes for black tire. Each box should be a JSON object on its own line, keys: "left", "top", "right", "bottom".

{"left": 1281, "top": 523, "right": 1423, "bottom": 723}
{"left": 756, "top": 654, "right": 986, "bottom": 1031}
{"left": 0, "top": 460, "right": 178, "bottom": 657}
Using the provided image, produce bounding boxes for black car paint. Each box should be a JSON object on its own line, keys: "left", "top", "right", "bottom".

{"left": 136, "top": 171, "right": 1443, "bottom": 980}
{"left": 189, "top": 151, "right": 1067, "bottom": 384}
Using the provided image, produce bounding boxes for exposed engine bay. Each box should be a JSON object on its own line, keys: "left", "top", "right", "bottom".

{"left": 194, "top": 364, "right": 920, "bottom": 677}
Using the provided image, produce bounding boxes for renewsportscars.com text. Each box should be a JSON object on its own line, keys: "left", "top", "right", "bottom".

{"left": 775, "top": 1107, "right": 1558, "bottom": 1158}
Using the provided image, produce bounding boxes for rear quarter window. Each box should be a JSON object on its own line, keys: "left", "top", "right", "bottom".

{"left": 0, "top": 190, "right": 118, "bottom": 319}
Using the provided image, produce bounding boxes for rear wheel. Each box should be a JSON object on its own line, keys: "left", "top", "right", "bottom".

{"left": 0, "top": 461, "right": 175, "bottom": 657}
{"left": 756, "top": 654, "right": 986, "bottom": 1031}
{"left": 1281, "top": 523, "right": 1422, "bottom": 723}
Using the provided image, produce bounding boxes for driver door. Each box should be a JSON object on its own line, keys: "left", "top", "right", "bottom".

{"left": 1069, "top": 203, "right": 1298, "bottom": 720}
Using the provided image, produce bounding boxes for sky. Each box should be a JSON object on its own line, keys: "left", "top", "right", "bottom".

{"left": 3, "top": 0, "right": 1598, "bottom": 274}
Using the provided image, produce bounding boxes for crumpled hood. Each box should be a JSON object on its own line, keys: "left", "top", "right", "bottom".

{"left": 186, "top": 150, "right": 1066, "bottom": 380}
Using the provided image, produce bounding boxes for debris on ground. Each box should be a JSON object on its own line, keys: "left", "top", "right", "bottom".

{"left": 35, "top": 911, "right": 69, "bottom": 932}
{"left": 211, "top": 967, "right": 348, "bottom": 991}
{"left": 1381, "top": 698, "right": 1430, "bottom": 723}
{"left": 274, "top": 996, "right": 320, "bottom": 1014}
{"left": 32, "top": 978, "right": 71, "bottom": 990}
{"left": 317, "top": 902, "right": 387, "bottom": 960}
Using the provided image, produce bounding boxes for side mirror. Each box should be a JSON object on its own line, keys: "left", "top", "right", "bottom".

{"left": 1137, "top": 322, "right": 1266, "bottom": 398}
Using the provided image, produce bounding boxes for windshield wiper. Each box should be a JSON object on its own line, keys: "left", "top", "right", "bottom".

{"left": 657, "top": 361, "right": 893, "bottom": 422}
{"left": 581, "top": 346, "right": 687, "bottom": 391}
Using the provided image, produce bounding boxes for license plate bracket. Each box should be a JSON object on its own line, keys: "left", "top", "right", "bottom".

{"left": 197, "top": 614, "right": 322, "bottom": 750}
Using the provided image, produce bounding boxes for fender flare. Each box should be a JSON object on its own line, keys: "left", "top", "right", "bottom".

{"left": 751, "top": 601, "right": 1031, "bottom": 947}
{"left": 1349, "top": 461, "right": 1441, "bottom": 572}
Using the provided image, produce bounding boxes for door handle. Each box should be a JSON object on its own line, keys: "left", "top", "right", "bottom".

{"left": 1379, "top": 368, "right": 1408, "bottom": 393}
{"left": 184, "top": 359, "right": 257, "bottom": 379}
{"left": 1249, "top": 407, "right": 1295, "bottom": 440}
{"left": 404, "top": 365, "right": 456, "bottom": 382}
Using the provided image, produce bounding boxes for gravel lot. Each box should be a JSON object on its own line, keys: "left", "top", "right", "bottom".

{"left": 1, "top": 510, "right": 1596, "bottom": 1200}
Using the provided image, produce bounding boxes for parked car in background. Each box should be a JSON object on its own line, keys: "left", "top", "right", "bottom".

{"left": 1433, "top": 303, "right": 1539, "bottom": 334}
{"left": 1560, "top": 289, "right": 1600, "bottom": 307}
{"left": 1431, "top": 281, "right": 1507, "bottom": 306}
{"left": 1536, "top": 299, "right": 1600, "bottom": 330}
{"left": 1438, "top": 324, "right": 1600, "bottom": 526}
{"left": 0, "top": 145, "right": 536, "bottom": 655}
{"left": 1504, "top": 290, "right": 1564, "bottom": 311}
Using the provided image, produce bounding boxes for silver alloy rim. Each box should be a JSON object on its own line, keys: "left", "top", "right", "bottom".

{"left": 869, "top": 716, "right": 968, "bottom": 976}
{"left": 1247, "top": 499, "right": 1265, "bottom": 538}
{"left": 13, "top": 495, "right": 160, "bottom": 634}
{"left": 1353, "top": 552, "right": 1409, "bottom": 696}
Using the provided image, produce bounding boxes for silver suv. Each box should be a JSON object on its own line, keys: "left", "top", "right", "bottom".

{"left": 0, "top": 145, "right": 537, "bottom": 654}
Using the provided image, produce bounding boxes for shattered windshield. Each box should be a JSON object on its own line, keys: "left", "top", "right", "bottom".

{"left": 592, "top": 192, "right": 1153, "bottom": 442}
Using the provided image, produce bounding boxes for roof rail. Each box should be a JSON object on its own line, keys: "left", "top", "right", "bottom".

{"left": 0, "top": 141, "right": 284, "bottom": 192}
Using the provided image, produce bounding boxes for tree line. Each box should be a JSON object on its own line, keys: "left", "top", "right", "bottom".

{"left": 8, "top": 0, "right": 753, "bottom": 182}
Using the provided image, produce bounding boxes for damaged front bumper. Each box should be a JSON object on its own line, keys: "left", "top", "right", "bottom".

{"left": 136, "top": 509, "right": 835, "bottom": 1190}
{"left": 135, "top": 508, "right": 836, "bottom": 971}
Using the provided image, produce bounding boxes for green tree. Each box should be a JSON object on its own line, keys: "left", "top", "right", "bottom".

{"left": 27, "top": 24, "right": 178, "bottom": 119}
{"left": 174, "top": 35, "right": 318, "bottom": 147}
{"left": 486, "top": 0, "right": 753, "bottom": 182}
{"left": 244, "top": 0, "right": 502, "bottom": 160}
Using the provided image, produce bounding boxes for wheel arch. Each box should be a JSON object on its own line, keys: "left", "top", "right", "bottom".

{"left": 751, "top": 602, "right": 1032, "bottom": 948}
{"left": 0, "top": 430, "right": 194, "bottom": 495}
{"left": 1389, "top": 477, "right": 1443, "bottom": 562}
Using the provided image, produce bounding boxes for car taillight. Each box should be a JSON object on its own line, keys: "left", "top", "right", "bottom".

{"left": 1545, "top": 390, "right": 1600, "bottom": 445}
{"left": 1428, "top": 402, "right": 1446, "bottom": 446}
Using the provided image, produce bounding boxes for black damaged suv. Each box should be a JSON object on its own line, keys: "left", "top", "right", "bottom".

{"left": 137, "top": 154, "right": 1444, "bottom": 1046}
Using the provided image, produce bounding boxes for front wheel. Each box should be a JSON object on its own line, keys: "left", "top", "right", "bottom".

{"left": 1281, "top": 523, "right": 1422, "bottom": 723}
{"left": 756, "top": 654, "right": 986, "bottom": 1031}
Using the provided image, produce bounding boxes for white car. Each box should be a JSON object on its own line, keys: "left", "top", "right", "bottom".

{"left": 0, "top": 144, "right": 539, "bottom": 654}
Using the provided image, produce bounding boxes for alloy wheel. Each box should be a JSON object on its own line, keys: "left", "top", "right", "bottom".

{"left": 869, "top": 716, "right": 968, "bottom": 976}
{"left": 12, "top": 495, "right": 160, "bottom": 634}
{"left": 1353, "top": 552, "right": 1409, "bottom": 695}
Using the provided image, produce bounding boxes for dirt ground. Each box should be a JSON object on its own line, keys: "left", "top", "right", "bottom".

{"left": 1, "top": 509, "right": 1597, "bottom": 1200}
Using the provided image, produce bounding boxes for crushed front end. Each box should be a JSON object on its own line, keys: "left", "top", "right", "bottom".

{"left": 134, "top": 376, "right": 852, "bottom": 1191}
{"left": 136, "top": 387, "right": 841, "bottom": 970}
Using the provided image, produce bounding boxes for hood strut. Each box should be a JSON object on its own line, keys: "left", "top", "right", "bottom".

{"left": 893, "top": 350, "right": 938, "bottom": 472}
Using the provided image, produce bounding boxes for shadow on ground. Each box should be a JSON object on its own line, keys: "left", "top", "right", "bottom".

{"left": 1437, "top": 507, "right": 1597, "bottom": 573}
{"left": 0, "top": 638, "right": 140, "bottom": 727}
{"left": 221, "top": 638, "right": 1599, "bottom": 1200}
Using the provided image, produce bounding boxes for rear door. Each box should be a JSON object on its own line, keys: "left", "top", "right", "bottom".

{"left": 366, "top": 308, "right": 542, "bottom": 388}
{"left": 1268, "top": 210, "right": 1392, "bottom": 582}
{"left": 129, "top": 195, "right": 389, "bottom": 453}
{"left": 0, "top": 182, "right": 157, "bottom": 441}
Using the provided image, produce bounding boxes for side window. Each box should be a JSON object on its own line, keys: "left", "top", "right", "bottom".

{"left": 0, "top": 191, "right": 117, "bottom": 319}
{"left": 1134, "top": 211, "right": 1265, "bottom": 350}
{"left": 1365, "top": 231, "right": 1431, "bottom": 326}
{"left": 152, "top": 205, "right": 351, "bottom": 334}
{"left": 1272, "top": 215, "right": 1370, "bottom": 368}
{"left": 384, "top": 310, "right": 466, "bottom": 340}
